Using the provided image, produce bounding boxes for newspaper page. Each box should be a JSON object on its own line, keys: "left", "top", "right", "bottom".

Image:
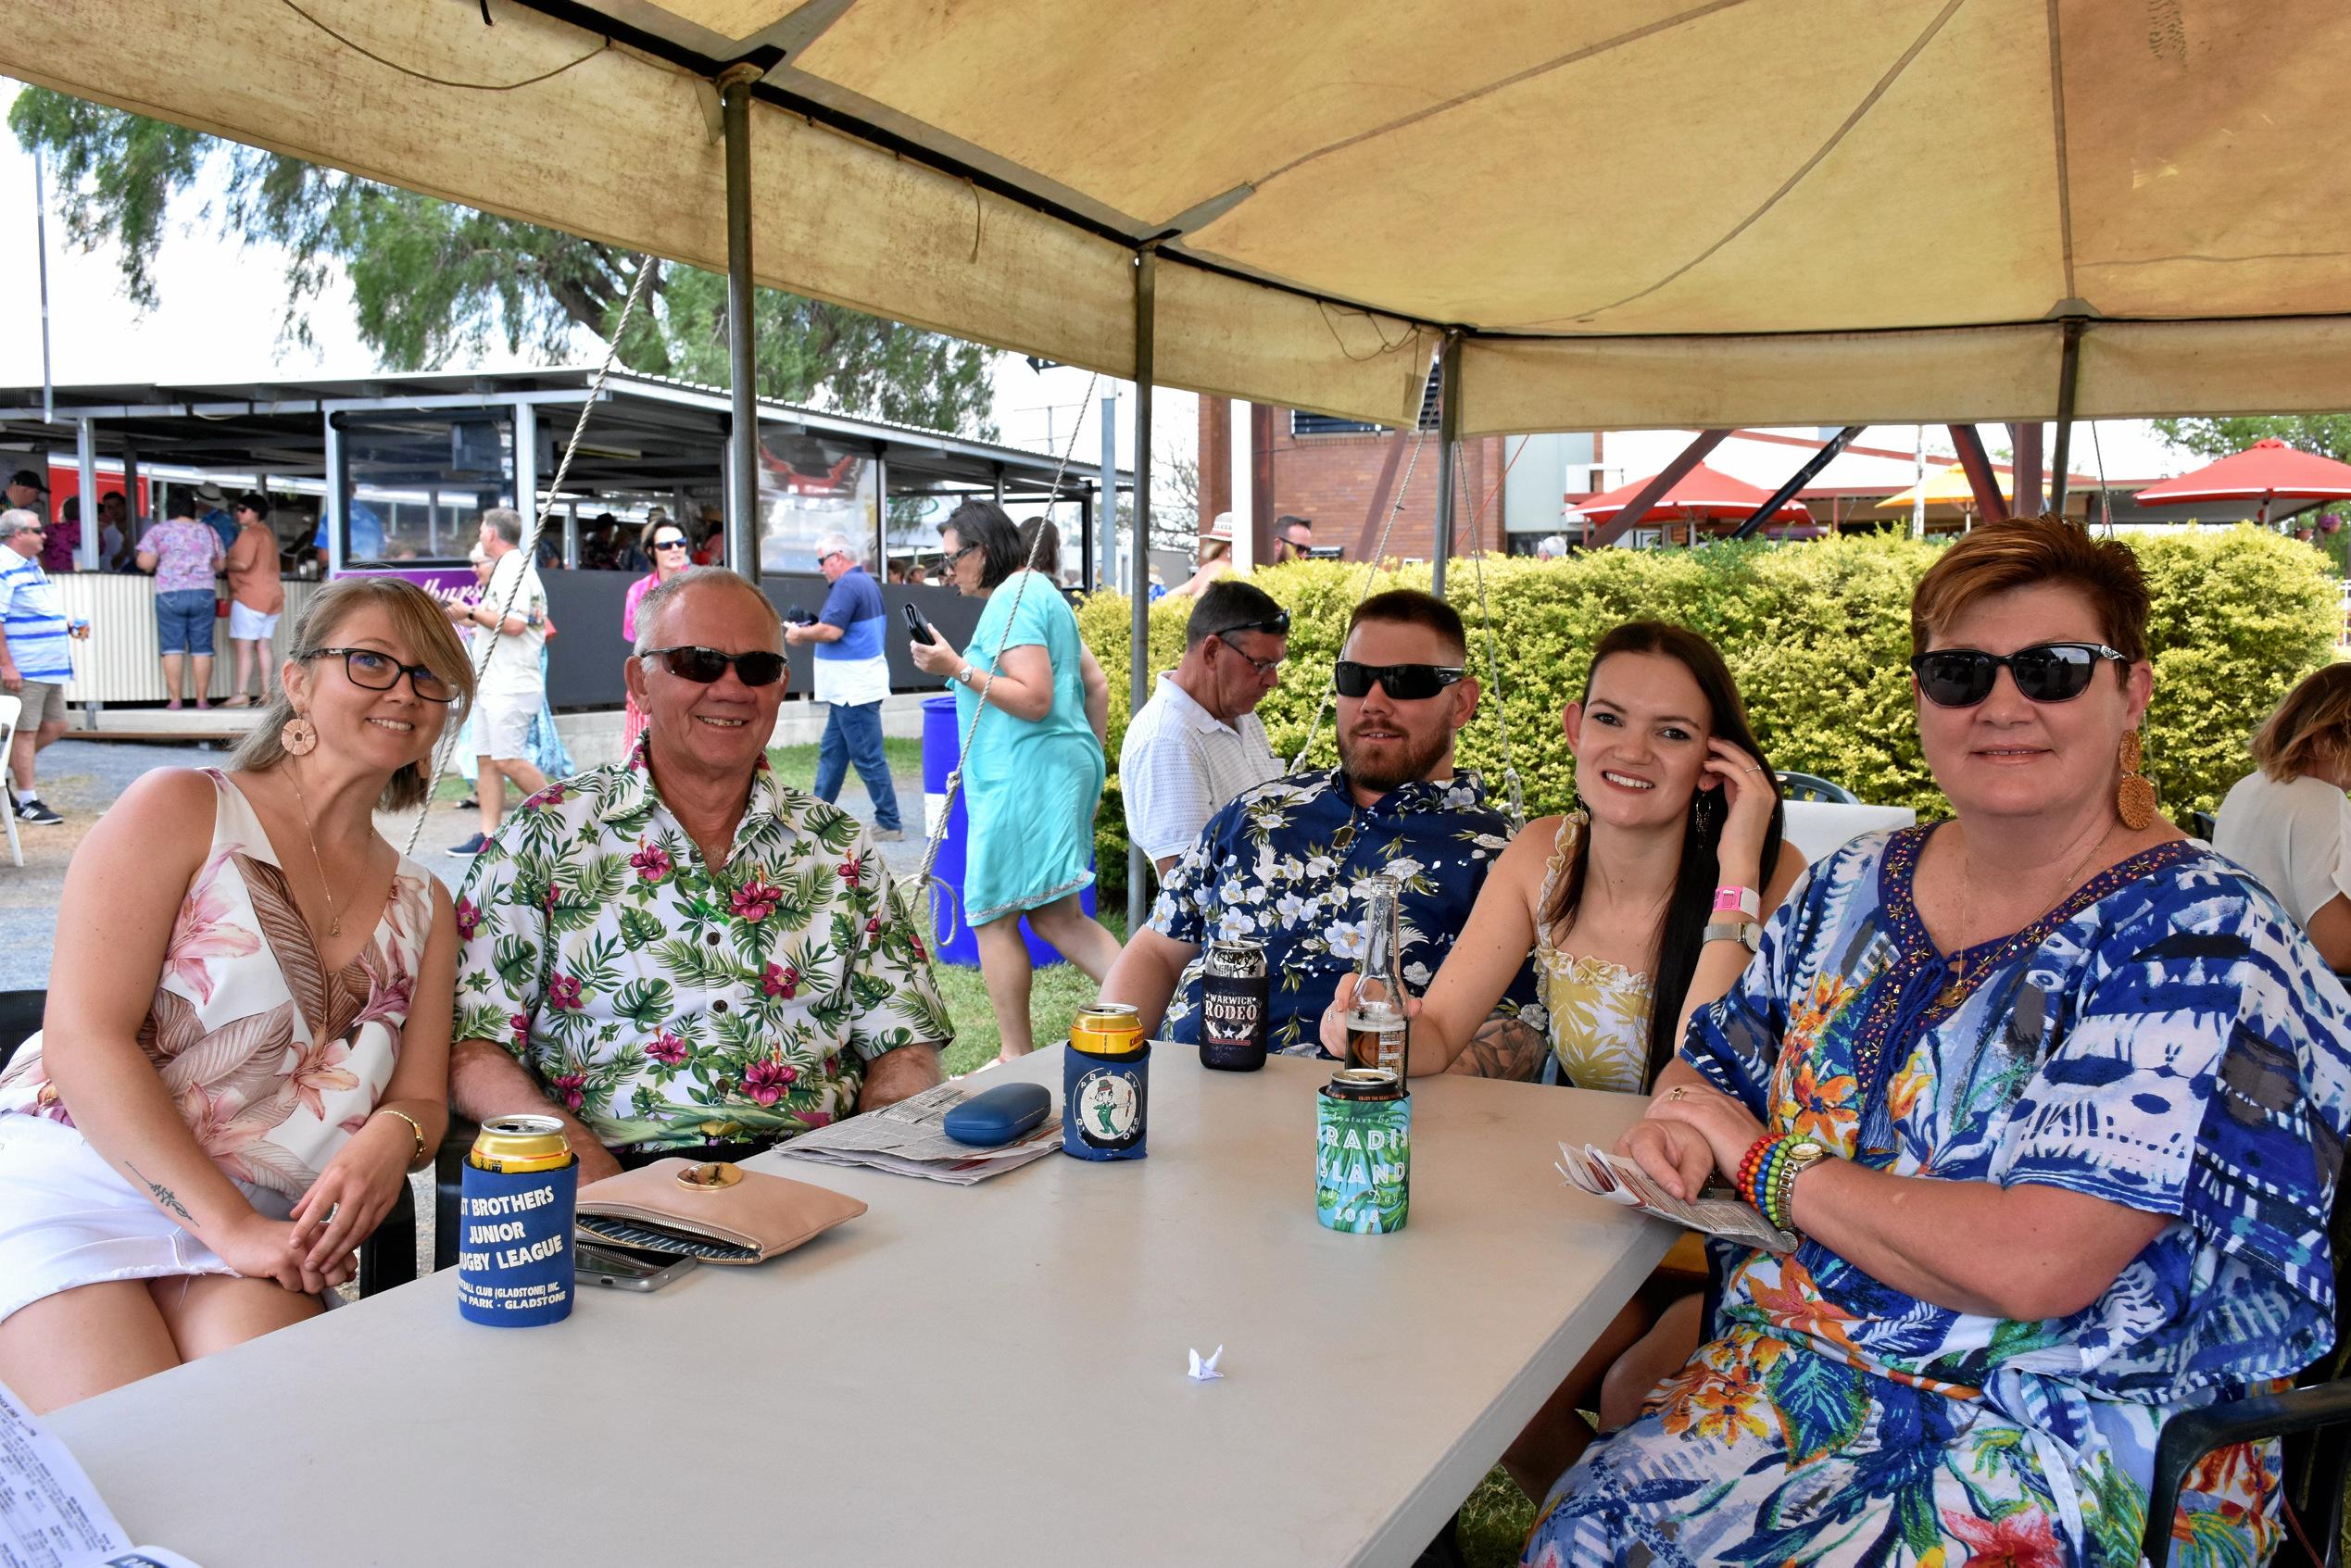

{"left": 0, "top": 1381, "right": 207, "bottom": 1568}
{"left": 779, "top": 1083, "right": 1061, "bottom": 1185}
{"left": 1555, "top": 1142, "right": 1798, "bottom": 1253}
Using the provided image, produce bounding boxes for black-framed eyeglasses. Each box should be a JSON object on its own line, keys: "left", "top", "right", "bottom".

{"left": 1908, "top": 641, "right": 2131, "bottom": 708}
{"left": 640, "top": 645, "right": 787, "bottom": 687}
{"left": 817, "top": 549, "right": 847, "bottom": 566}
{"left": 943, "top": 542, "right": 981, "bottom": 568}
{"left": 651, "top": 535, "right": 689, "bottom": 551}
{"left": 311, "top": 646, "right": 458, "bottom": 703}
{"left": 1333, "top": 660, "right": 1467, "bottom": 701}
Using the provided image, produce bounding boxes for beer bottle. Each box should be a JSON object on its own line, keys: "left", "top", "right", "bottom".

{"left": 1341, "top": 875, "right": 1409, "bottom": 1090}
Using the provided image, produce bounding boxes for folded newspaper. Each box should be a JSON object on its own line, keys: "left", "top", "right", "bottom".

{"left": 779, "top": 1082, "right": 1061, "bottom": 1185}
{"left": 3, "top": 1380, "right": 207, "bottom": 1568}
{"left": 1556, "top": 1142, "right": 1799, "bottom": 1253}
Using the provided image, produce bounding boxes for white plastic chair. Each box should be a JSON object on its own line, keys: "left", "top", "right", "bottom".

{"left": 0, "top": 694, "right": 19, "bottom": 868}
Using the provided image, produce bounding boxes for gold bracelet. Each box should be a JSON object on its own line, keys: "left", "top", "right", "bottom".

{"left": 372, "top": 1108, "right": 429, "bottom": 1171}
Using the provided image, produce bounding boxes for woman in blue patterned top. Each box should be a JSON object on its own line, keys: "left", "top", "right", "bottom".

{"left": 1526, "top": 515, "right": 2351, "bottom": 1568}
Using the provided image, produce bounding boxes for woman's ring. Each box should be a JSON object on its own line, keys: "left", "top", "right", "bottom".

{"left": 1667, "top": 1085, "right": 1687, "bottom": 1102}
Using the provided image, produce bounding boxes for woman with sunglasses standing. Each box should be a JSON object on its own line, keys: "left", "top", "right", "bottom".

{"left": 909, "top": 499, "right": 1122, "bottom": 1060}
{"left": 0, "top": 578, "right": 471, "bottom": 1412}
{"left": 1317, "top": 620, "right": 1805, "bottom": 1499}
{"left": 1525, "top": 516, "right": 2351, "bottom": 1567}
{"left": 620, "top": 518, "right": 698, "bottom": 764}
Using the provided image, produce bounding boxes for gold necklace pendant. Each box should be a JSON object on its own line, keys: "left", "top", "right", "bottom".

{"left": 1935, "top": 956, "right": 1966, "bottom": 1009}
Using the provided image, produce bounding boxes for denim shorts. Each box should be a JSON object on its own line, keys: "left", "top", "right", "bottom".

{"left": 155, "top": 589, "right": 217, "bottom": 655}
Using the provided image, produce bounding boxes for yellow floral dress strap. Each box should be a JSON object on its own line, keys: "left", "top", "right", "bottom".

{"left": 1533, "top": 816, "right": 1654, "bottom": 1094}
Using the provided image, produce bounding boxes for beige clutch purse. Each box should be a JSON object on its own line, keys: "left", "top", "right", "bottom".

{"left": 574, "top": 1159, "right": 866, "bottom": 1265}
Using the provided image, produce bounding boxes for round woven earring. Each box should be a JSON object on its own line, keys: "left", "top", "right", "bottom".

{"left": 2117, "top": 729, "right": 2156, "bottom": 831}
{"left": 281, "top": 714, "right": 319, "bottom": 757}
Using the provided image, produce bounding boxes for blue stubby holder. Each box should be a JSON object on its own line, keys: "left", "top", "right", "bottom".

{"left": 1062, "top": 1043, "right": 1149, "bottom": 1160}
{"left": 943, "top": 1081, "right": 1053, "bottom": 1147}
{"left": 457, "top": 1158, "right": 578, "bottom": 1326}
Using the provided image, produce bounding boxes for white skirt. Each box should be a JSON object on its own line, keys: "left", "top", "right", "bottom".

{"left": 0, "top": 1113, "right": 294, "bottom": 1325}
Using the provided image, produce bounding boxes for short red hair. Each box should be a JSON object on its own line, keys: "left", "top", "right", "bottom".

{"left": 1910, "top": 513, "right": 2150, "bottom": 665}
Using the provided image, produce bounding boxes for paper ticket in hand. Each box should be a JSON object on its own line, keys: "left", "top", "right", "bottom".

{"left": 1555, "top": 1142, "right": 1798, "bottom": 1253}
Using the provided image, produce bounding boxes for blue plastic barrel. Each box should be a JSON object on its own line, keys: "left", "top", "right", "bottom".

{"left": 920, "top": 696, "right": 1095, "bottom": 967}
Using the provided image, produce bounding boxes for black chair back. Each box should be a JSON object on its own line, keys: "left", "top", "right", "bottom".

{"left": 1775, "top": 771, "right": 1860, "bottom": 804}
{"left": 0, "top": 989, "right": 45, "bottom": 1070}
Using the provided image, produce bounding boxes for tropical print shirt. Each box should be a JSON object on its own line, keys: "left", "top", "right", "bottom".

{"left": 1528, "top": 827, "right": 2351, "bottom": 1568}
{"left": 1149, "top": 766, "right": 1538, "bottom": 1055}
{"left": 453, "top": 751, "right": 951, "bottom": 1154}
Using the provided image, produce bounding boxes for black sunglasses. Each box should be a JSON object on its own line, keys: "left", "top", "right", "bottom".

{"left": 311, "top": 646, "right": 458, "bottom": 703}
{"left": 1204, "top": 609, "right": 1291, "bottom": 642}
{"left": 640, "top": 645, "right": 787, "bottom": 687}
{"left": 1333, "top": 660, "right": 1467, "bottom": 701}
{"left": 652, "top": 535, "right": 689, "bottom": 551}
{"left": 1909, "top": 641, "right": 2130, "bottom": 708}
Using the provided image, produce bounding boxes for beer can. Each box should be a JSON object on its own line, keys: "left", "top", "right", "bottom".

{"left": 468, "top": 1114, "right": 574, "bottom": 1173}
{"left": 1200, "top": 939, "right": 1269, "bottom": 1073}
{"left": 458, "top": 1115, "right": 578, "bottom": 1326}
{"left": 1064, "top": 1004, "right": 1149, "bottom": 1161}
{"left": 1317, "top": 1074, "right": 1411, "bottom": 1235}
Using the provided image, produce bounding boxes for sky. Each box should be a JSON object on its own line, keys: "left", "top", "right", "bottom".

{"left": 0, "top": 76, "right": 2187, "bottom": 499}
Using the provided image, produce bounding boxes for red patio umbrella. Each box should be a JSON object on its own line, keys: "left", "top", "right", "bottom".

{"left": 2132, "top": 438, "right": 2351, "bottom": 523}
{"left": 1568, "top": 462, "right": 1814, "bottom": 528}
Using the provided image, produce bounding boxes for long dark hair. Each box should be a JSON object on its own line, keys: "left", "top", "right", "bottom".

{"left": 1540, "top": 621, "right": 1785, "bottom": 1085}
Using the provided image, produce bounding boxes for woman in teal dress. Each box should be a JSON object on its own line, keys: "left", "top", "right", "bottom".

{"left": 1526, "top": 515, "right": 2351, "bottom": 1567}
{"left": 909, "top": 500, "right": 1120, "bottom": 1060}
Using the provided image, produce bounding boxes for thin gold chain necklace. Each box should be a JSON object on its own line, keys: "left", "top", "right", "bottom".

{"left": 1941, "top": 822, "right": 2117, "bottom": 1006}
{"left": 284, "top": 763, "right": 344, "bottom": 939}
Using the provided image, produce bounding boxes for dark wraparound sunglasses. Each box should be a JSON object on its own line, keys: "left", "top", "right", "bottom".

{"left": 1334, "top": 660, "right": 1467, "bottom": 701}
{"left": 651, "top": 534, "right": 689, "bottom": 551}
{"left": 641, "top": 645, "right": 787, "bottom": 687}
{"left": 311, "top": 646, "right": 458, "bottom": 703}
{"left": 1203, "top": 608, "right": 1291, "bottom": 642}
{"left": 1909, "top": 641, "right": 2130, "bottom": 708}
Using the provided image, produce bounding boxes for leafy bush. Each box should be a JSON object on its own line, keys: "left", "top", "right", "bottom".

{"left": 1082, "top": 528, "right": 2339, "bottom": 895}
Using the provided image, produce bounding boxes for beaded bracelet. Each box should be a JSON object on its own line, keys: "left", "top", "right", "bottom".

{"left": 1739, "top": 1134, "right": 1786, "bottom": 1218}
{"left": 1736, "top": 1134, "right": 1777, "bottom": 1210}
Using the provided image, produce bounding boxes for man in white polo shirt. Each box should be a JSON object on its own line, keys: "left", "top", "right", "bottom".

{"left": 1120, "top": 579, "right": 1287, "bottom": 875}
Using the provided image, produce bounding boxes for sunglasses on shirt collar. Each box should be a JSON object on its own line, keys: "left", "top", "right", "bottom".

{"left": 1908, "top": 641, "right": 2130, "bottom": 708}
{"left": 640, "top": 645, "right": 787, "bottom": 687}
{"left": 1333, "top": 660, "right": 1467, "bottom": 701}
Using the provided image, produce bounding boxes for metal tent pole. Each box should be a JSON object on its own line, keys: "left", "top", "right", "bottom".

{"left": 871, "top": 446, "right": 889, "bottom": 578}
{"left": 1432, "top": 333, "right": 1462, "bottom": 596}
{"left": 1729, "top": 426, "right": 1863, "bottom": 540}
{"left": 720, "top": 63, "right": 762, "bottom": 582}
{"left": 1128, "top": 248, "right": 1157, "bottom": 932}
{"left": 75, "top": 420, "right": 98, "bottom": 571}
{"left": 2048, "top": 320, "right": 2084, "bottom": 519}
{"left": 1097, "top": 393, "right": 1117, "bottom": 594}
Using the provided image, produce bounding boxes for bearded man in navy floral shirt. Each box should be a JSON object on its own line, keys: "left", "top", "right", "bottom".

{"left": 1100, "top": 589, "right": 1541, "bottom": 1073}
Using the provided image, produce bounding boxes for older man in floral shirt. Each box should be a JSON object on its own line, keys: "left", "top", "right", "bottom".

{"left": 450, "top": 569, "right": 949, "bottom": 1183}
{"left": 1101, "top": 589, "right": 1540, "bottom": 1072}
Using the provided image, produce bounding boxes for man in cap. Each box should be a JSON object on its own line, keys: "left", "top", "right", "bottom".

{"left": 194, "top": 481, "right": 238, "bottom": 555}
{"left": 1, "top": 508, "right": 89, "bottom": 824}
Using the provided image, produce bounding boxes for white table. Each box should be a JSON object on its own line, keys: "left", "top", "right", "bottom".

{"left": 45, "top": 1050, "right": 1671, "bottom": 1567}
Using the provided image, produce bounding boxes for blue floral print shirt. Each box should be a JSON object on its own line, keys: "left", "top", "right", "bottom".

{"left": 1148, "top": 766, "right": 1538, "bottom": 1055}
{"left": 453, "top": 754, "right": 950, "bottom": 1154}
{"left": 1528, "top": 826, "right": 2351, "bottom": 1568}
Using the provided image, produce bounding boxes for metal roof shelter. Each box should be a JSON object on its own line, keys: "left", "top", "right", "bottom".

{"left": 0, "top": 370, "right": 1125, "bottom": 575}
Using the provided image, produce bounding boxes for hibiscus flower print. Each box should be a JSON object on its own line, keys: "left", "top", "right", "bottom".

{"left": 509, "top": 1012, "right": 534, "bottom": 1049}
{"left": 454, "top": 896, "right": 483, "bottom": 942}
{"left": 547, "top": 974, "right": 585, "bottom": 1011}
{"left": 1940, "top": 1505, "right": 2062, "bottom": 1567}
{"left": 630, "top": 842, "right": 673, "bottom": 884}
{"left": 837, "top": 854, "right": 863, "bottom": 885}
{"left": 162, "top": 846, "right": 263, "bottom": 1004}
{"left": 731, "top": 880, "right": 781, "bottom": 922}
{"left": 548, "top": 1072, "right": 587, "bottom": 1110}
{"left": 742, "top": 1056, "right": 798, "bottom": 1105}
{"left": 762, "top": 963, "right": 800, "bottom": 999}
{"left": 527, "top": 781, "right": 567, "bottom": 810}
{"left": 646, "top": 1031, "right": 688, "bottom": 1068}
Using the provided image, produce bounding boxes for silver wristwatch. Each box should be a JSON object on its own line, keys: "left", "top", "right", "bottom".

{"left": 1702, "top": 919, "right": 1759, "bottom": 953}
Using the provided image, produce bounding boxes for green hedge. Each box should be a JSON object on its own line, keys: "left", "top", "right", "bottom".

{"left": 1080, "top": 527, "right": 2340, "bottom": 897}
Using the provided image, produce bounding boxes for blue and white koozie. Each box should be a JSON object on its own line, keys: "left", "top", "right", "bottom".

{"left": 457, "top": 1115, "right": 579, "bottom": 1327}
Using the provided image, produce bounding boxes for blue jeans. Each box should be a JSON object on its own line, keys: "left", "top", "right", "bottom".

{"left": 813, "top": 700, "right": 900, "bottom": 831}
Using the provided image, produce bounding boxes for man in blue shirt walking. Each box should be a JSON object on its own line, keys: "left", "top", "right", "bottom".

{"left": 0, "top": 508, "right": 90, "bottom": 825}
{"left": 787, "top": 533, "right": 904, "bottom": 840}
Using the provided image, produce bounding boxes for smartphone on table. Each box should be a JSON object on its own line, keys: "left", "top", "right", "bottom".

{"left": 902, "top": 602, "right": 939, "bottom": 645}
{"left": 575, "top": 1240, "right": 698, "bottom": 1292}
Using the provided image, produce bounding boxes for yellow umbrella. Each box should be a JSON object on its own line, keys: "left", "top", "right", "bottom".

{"left": 1877, "top": 463, "right": 2013, "bottom": 511}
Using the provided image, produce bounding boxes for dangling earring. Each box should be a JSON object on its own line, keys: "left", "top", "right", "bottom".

{"left": 1692, "top": 789, "right": 1718, "bottom": 838}
{"left": 1566, "top": 783, "right": 1590, "bottom": 826}
{"left": 281, "top": 714, "right": 318, "bottom": 757}
{"left": 2117, "top": 729, "right": 2156, "bottom": 831}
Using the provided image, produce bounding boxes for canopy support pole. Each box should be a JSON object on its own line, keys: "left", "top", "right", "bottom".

{"left": 2048, "top": 319, "right": 2085, "bottom": 519}
{"left": 1095, "top": 394, "right": 1116, "bottom": 593}
{"left": 1432, "top": 332, "right": 1462, "bottom": 596}
{"left": 75, "top": 419, "right": 97, "bottom": 571}
{"left": 1947, "top": 426, "right": 2009, "bottom": 524}
{"left": 1729, "top": 426, "right": 1862, "bottom": 541}
{"left": 1128, "top": 246, "right": 1157, "bottom": 933}
{"left": 871, "top": 445, "right": 889, "bottom": 575}
{"left": 1586, "top": 429, "right": 1728, "bottom": 548}
{"left": 2011, "top": 420, "right": 2044, "bottom": 517}
{"left": 720, "top": 63, "right": 762, "bottom": 582}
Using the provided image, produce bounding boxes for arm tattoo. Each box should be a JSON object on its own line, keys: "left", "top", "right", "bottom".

{"left": 1447, "top": 1016, "right": 1546, "bottom": 1082}
{"left": 127, "top": 1160, "right": 195, "bottom": 1224}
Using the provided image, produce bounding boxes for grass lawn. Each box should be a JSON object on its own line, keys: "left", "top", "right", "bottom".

{"left": 765, "top": 737, "right": 925, "bottom": 792}
{"left": 923, "top": 900, "right": 1128, "bottom": 1076}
